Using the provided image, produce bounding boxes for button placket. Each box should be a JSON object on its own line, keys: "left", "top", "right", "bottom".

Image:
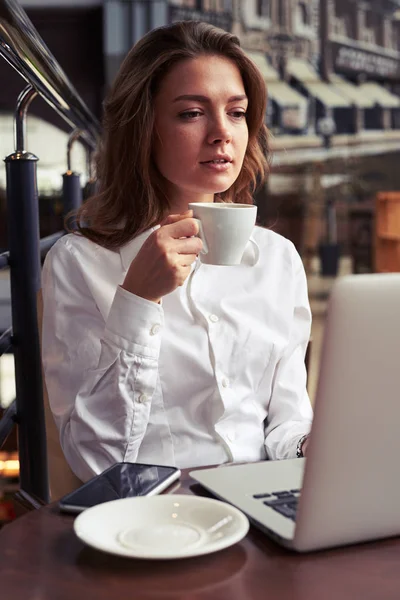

{"left": 187, "top": 267, "right": 229, "bottom": 415}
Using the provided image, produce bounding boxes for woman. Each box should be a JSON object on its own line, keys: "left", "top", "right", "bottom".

{"left": 42, "top": 21, "right": 312, "bottom": 483}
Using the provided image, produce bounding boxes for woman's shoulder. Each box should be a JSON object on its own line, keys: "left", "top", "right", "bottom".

{"left": 49, "top": 233, "right": 113, "bottom": 258}
{"left": 253, "top": 225, "right": 298, "bottom": 254}
{"left": 253, "top": 225, "right": 304, "bottom": 273}
{"left": 45, "top": 233, "right": 119, "bottom": 274}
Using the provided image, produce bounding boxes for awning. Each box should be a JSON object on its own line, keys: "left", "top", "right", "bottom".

{"left": 245, "top": 50, "right": 308, "bottom": 120}
{"left": 287, "top": 58, "right": 320, "bottom": 82}
{"left": 266, "top": 81, "right": 308, "bottom": 108}
{"left": 244, "top": 50, "right": 279, "bottom": 81}
{"left": 302, "top": 82, "right": 351, "bottom": 107}
{"left": 329, "top": 75, "right": 375, "bottom": 108}
{"left": 287, "top": 58, "right": 352, "bottom": 108}
{"left": 358, "top": 82, "right": 400, "bottom": 108}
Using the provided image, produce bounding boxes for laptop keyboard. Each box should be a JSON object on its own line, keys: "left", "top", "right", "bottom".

{"left": 253, "top": 489, "right": 301, "bottom": 522}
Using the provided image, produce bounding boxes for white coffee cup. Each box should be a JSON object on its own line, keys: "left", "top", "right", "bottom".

{"left": 188, "top": 202, "right": 257, "bottom": 266}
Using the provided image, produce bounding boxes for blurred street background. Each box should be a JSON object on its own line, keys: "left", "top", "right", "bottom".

{"left": 4, "top": 0, "right": 400, "bottom": 401}
{"left": 2, "top": 0, "right": 400, "bottom": 516}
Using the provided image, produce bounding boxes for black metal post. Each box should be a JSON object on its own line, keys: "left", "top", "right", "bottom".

{"left": 83, "top": 146, "right": 97, "bottom": 200}
{"left": 323, "top": 133, "right": 332, "bottom": 149}
{"left": 4, "top": 85, "right": 49, "bottom": 502}
{"left": 320, "top": 0, "right": 332, "bottom": 82}
{"left": 62, "top": 172, "right": 83, "bottom": 229}
{"left": 63, "top": 128, "right": 83, "bottom": 229}
{"left": 0, "top": 232, "right": 65, "bottom": 270}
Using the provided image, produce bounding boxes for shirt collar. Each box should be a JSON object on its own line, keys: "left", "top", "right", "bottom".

{"left": 242, "top": 232, "right": 260, "bottom": 266}
{"left": 119, "top": 226, "right": 260, "bottom": 271}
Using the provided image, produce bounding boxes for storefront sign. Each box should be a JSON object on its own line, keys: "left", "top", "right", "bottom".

{"left": 169, "top": 6, "right": 232, "bottom": 31}
{"left": 332, "top": 42, "right": 400, "bottom": 79}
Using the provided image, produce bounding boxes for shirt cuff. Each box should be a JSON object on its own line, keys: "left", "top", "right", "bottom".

{"left": 104, "top": 285, "right": 164, "bottom": 355}
{"left": 283, "top": 430, "right": 311, "bottom": 459}
{"left": 265, "top": 422, "right": 312, "bottom": 460}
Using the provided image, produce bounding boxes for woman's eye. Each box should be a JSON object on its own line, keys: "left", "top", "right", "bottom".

{"left": 179, "top": 111, "right": 202, "bottom": 120}
{"left": 230, "top": 111, "right": 247, "bottom": 120}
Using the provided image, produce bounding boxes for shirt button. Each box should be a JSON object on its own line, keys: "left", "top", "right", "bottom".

{"left": 138, "top": 393, "right": 150, "bottom": 404}
{"left": 221, "top": 377, "right": 230, "bottom": 388}
{"left": 150, "top": 324, "right": 161, "bottom": 336}
{"left": 209, "top": 314, "right": 219, "bottom": 323}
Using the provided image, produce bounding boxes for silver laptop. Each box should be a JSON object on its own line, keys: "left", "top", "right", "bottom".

{"left": 190, "top": 273, "right": 400, "bottom": 552}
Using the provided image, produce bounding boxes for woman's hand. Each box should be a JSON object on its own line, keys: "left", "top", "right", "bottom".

{"left": 122, "top": 210, "right": 202, "bottom": 303}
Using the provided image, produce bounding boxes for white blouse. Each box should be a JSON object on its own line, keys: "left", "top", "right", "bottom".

{"left": 41, "top": 225, "right": 313, "bottom": 482}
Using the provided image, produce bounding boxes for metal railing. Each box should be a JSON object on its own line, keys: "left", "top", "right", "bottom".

{"left": 0, "top": 0, "right": 101, "bottom": 502}
{"left": 0, "top": 0, "right": 100, "bottom": 148}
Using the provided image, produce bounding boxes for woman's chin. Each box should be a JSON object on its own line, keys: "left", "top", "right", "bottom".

{"left": 193, "top": 183, "right": 233, "bottom": 196}
{"left": 191, "top": 173, "right": 237, "bottom": 196}
{"left": 171, "top": 180, "right": 235, "bottom": 203}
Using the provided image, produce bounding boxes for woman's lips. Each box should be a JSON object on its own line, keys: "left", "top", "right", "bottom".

{"left": 200, "top": 160, "right": 232, "bottom": 172}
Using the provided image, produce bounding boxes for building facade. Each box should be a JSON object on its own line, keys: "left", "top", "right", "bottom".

{"left": 235, "top": 1, "right": 322, "bottom": 134}
{"left": 322, "top": 0, "right": 400, "bottom": 82}
{"left": 321, "top": 0, "right": 400, "bottom": 130}
{"left": 234, "top": 0, "right": 400, "bottom": 136}
{"left": 3, "top": 0, "right": 400, "bottom": 267}
{"left": 239, "top": 0, "right": 320, "bottom": 67}
{"left": 169, "top": 0, "right": 233, "bottom": 30}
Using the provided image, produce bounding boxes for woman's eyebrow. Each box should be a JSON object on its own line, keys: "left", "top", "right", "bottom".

{"left": 173, "top": 94, "right": 248, "bottom": 103}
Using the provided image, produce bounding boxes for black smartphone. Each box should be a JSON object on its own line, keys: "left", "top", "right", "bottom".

{"left": 58, "top": 462, "right": 181, "bottom": 514}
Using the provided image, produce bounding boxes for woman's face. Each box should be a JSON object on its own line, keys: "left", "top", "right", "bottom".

{"left": 153, "top": 54, "right": 249, "bottom": 209}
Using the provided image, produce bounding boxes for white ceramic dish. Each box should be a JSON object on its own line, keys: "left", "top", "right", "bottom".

{"left": 73, "top": 494, "right": 249, "bottom": 560}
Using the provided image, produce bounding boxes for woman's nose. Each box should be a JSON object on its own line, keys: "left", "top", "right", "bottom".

{"left": 207, "top": 118, "right": 232, "bottom": 145}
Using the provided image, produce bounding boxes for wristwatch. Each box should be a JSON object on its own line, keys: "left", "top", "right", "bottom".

{"left": 296, "top": 434, "right": 308, "bottom": 458}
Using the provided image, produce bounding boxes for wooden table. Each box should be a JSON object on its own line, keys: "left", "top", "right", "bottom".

{"left": 1, "top": 468, "right": 400, "bottom": 600}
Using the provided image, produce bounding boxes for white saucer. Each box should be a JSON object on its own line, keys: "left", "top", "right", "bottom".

{"left": 73, "top": 494, "right": 249, "bottom": 560}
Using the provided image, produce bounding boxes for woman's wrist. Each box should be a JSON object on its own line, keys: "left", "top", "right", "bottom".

{"left": 121, "top": 280, "right": 161, "bottom": 304}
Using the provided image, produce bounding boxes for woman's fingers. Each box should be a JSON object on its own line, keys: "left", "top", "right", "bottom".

{"left": 156, "top": 217, "right": 202, "bottom": 254}
{"left": 163, "top": 216, "right": 199, "bottom": 239}
{"left": 175, "top": 236, "right": 203, "bottom": 256}
{"left": 180, "top": 254, "right": 199, "bottom": 267}
{"left": 161, "top": 210, "right": 193, "bottom": 227}
{"left": 123, "top": 213, "right": 201, "bottom": 301}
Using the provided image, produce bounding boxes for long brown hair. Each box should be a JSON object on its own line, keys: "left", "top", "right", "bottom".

{"left": 74, "top": 20, "right": 270, "bottom": 249}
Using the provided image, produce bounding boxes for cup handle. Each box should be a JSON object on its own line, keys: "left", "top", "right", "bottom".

{"left": 193, "top": 218, "right": 208, "bottom": 254}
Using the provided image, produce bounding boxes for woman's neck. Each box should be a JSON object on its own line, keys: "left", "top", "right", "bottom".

{"left": 168, "top": 190, "right": 215, "bottom": 214}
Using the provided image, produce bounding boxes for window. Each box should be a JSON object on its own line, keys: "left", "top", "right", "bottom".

{"left": 256, "top": 0, "right": 270, "bottom": 18}
{"left": 298, "top": 2, "right": 310, "bottom": 26}
{"left": 278, "top": 0, "right": 284, "bottom": 26}
{"left": 394, "top": 24, "right": 400, "bottom": 51}
{"left": 383, "top": 19, "right": 394, "bottom": 49}
{"left": 333, "top": 16, "right": 348, "bottom": 37}
{"left": 363, "top": 28, "right": 376, "bottom": 45}
{"left": 202, "top": 0, "right": 228, "bottom": 12}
